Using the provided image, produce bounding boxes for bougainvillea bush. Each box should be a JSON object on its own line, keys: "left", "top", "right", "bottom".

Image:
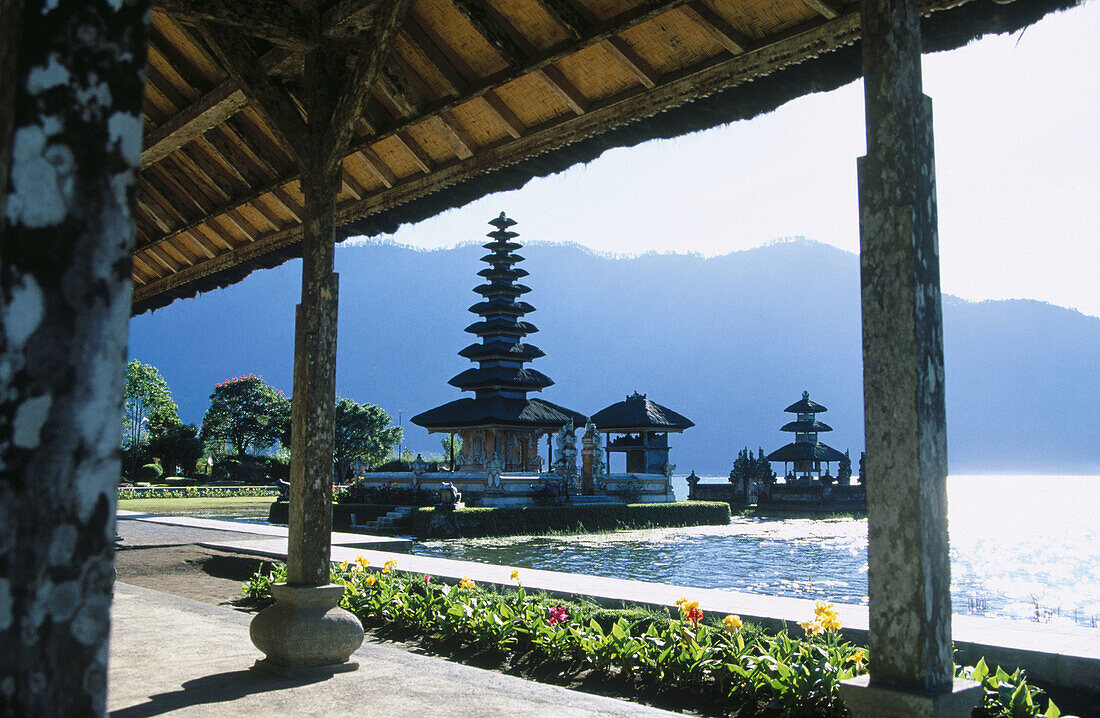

{"left": 243, "top": 561, "right": 1064, "bottom": 718}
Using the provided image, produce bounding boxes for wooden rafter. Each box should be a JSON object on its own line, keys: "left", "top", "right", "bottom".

{"left": 198, "top": 22, "right": 312, "bottom": 163}
{"left": 480, "top": 92, "right": 525, "bottom": 138}
{"left": 451, "top": 0, "right": 533, "bottom": 68}
{"left": 356, "top": 147, "right": 398, "bottom": 188}
{"left": 801, "top": 0, "right": 844, "bottom": 20}
{"left": 534, "top": 65, "right": 587, "bottom": 115}
{"left": 394, "top": 131, "right": 433, "bottom": 173}
{"left": 533, "top": 0, "right": 595, "bottom": 39}
{"left": 602, "top": 37, "right": 659, "bottom": 89}
{"left": 680, "top": 2, "right": 753, "bottom": 54}
{"left": 156, "top": 0, "right": 311, "bottom": 49}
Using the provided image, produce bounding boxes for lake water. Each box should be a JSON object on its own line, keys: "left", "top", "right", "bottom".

{"left": 412, "top": 475, "right": 1100, "bottom": 627}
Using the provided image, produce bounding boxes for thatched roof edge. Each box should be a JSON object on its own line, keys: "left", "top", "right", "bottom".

{"left": 131, "top": 0, "right": 1075, "bottom": 316}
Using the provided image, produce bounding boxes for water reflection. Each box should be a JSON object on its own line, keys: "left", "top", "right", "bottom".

{"left": 412, "top": 475, "right": 1100, "bottom": 626}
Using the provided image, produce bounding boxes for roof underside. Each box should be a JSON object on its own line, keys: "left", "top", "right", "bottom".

{"left": 410, "top": 396, "right": 588, "bottom": 431}
{"left": 131, "top": 0, "right": 1074, "bottom": 314}
{"left": 766, "top": 441, "right": 846, "bottom": 462}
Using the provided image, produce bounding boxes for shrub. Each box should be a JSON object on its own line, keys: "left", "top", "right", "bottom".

{"left": 138, "top": 462, "right": 163, "bottom": 482}
{"left": 336, "top": 484, "right": 437, "bottom": 506}
{"left": 408, "top": 501, "right": 730, "bottom": 538}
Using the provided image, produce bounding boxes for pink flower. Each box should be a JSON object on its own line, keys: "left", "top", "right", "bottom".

{"left": 424, "top": 575, "right": 432, "bottom": 583}
{"left": 547, "top": 607, "right": 569, "bottom": 626}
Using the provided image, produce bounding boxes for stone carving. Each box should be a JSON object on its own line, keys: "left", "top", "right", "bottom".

{"left": 552, "top": 421, "right": 578, "bottom": 489}
{"left": 485, "top": 456, "right": 503, "bottom": 490}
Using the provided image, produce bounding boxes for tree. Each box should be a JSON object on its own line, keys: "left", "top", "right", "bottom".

{"left": 440, "top": 434, "right": 463, "bottom": 469}
{"left": 147, "top": 420, "right": 203, "bottom": 477}
{"left": 123, "top": 360, "right": 179, "bottom": 450}
{"left": 333, "top": 397, "right": 402, "bottom": 481}
{"left": 123, "top": 360, "right": 180, "bottom": 478}
{"left": 201, "top": 374, "right": 291, "bottom": 458}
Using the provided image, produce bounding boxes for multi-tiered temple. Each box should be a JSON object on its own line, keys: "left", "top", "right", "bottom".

{"left": 412, "top": 213, "right": 587, "bottom": 477}
{"left": 350, "top": 213, "right": 683, "bottom": 507}
{"left": 765, "top": 391, "right": 847, "bottom": 483}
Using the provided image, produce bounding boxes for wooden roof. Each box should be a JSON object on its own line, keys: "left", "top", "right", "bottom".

{"left": 131, "top": 0, "right": 1072, "bottom": 313}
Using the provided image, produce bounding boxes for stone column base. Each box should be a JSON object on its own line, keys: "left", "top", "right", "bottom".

{"left": 250, "top": 583, "right": 364, "bottom": 672}
{"left": 839, "top": 676, "right": 981, "bottom": 718}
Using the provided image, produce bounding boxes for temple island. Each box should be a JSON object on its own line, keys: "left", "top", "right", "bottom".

{"left": 688, "top": 391, "right": 866, "bottom": 513}
{"left": 352, "top": 214, "right": 687, "bottom": 506}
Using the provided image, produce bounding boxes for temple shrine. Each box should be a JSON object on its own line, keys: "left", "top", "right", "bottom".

{"left": 765, "top": 391, "right": 847, "bottom": 483}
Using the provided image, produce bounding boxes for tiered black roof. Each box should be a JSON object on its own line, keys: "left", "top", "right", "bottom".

{"left": 413, "top": 213, "right": 586, "bottom": 431}
{"left": 766, "top": 391, "right": 845, "bottom": 464}
{"left": 590, "top": 392, "right": 694, "bottom": 433}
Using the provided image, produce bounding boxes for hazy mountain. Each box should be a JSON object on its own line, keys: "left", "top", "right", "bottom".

{"left": 129, "top": 239, "right": 1100, "bottom": 475}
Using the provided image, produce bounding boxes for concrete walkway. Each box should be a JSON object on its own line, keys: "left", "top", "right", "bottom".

{"left": 108, "top": 582, "right": 678, "bottom": 717}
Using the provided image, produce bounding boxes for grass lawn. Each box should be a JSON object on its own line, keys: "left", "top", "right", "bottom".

{"left": 118, "top": 496, "right": 275, "bottom": 515}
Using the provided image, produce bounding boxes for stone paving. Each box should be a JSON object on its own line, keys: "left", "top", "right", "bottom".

{"left": 109, "top": 582, "right": 680, "bottom": 717}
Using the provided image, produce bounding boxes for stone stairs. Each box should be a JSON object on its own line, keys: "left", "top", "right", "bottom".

{"left": 351, "top": 506, "right": 415, "bottom": 534}
{"left": 569, "top": 495, "right": 625, "bottom": 506}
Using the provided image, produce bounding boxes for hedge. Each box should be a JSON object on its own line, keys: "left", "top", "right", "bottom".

{"left": 268, "top": 502, "right": 403, "bottom": 529}
{"left": 409, "top": 501, "right": 731, "bottom": 538}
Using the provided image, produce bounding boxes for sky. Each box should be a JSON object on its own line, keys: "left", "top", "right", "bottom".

{"left": 350, "top": 1, "right": 1100, "bottom": 318}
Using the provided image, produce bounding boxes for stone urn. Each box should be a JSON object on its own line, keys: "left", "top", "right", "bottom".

{"left": 250, "top": 583, "right": 364, "bottom": 672}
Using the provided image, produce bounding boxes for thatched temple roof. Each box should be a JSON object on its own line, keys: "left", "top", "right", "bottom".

{"left": 590, "top": 392, "right": 694, "bottom": 432}
{"left": 765, "top": 441, "right": 846, "bottom": 463}
{"left": 130, "top": 0, "right": 1075, "bottom": 314}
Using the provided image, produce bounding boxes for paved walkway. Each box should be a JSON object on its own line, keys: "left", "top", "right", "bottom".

{"left": 109, "top": 582, "right": 678, "bottom": 717}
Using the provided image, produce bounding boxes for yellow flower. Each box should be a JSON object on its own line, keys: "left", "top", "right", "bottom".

{"left": 675, "top": 597, "right": 689, "bottom": 609}
{"left": 510, "top": 569, "right": 520, "bottom": 581}
{"left": 364, "top": 574, "right": 377, "bottom": 587}
{"left": 338, "top": 561, "right": 351, "bottom": 571}
{"left": 800, "top": 619, "right": 823, "bottom": 637}
{"left": 847, "top": 650, "right": 866, "bottom": 669}
{"left": 383, "top": 558, "right": 397, "bottom": 574}
{"left": 355, "top": 556, "right": 370, "bottom": 568}
{"left": 459, "top": 576, "right": 475, "bottom": 589}
{"left": 722, "top": 614, "right": 743, "bottom": 632}
{"left": 350, "top": 563, "right": 363, "bottom": 573}
{"left": 820, "top": 613, "right": 843, "bottom": 631}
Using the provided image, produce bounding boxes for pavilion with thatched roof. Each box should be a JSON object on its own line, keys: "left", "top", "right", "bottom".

{"left": 590, "top": 392, "right": 693, "bottom": 476}
{"left": 3, "top": 0, "right": 1082, "bottom": 712}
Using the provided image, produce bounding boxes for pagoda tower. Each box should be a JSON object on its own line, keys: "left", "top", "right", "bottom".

{"left": 764, "top": 391, "right": 846, "bottom": 482}
{"left": 412, "top": 213, "right": 586, "bottom": 474}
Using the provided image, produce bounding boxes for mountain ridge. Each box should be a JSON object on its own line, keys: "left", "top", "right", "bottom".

{"left": 128, "top": 239, "right": 1099, "bottom": 475}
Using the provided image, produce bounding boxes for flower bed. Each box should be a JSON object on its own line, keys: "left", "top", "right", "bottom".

{"left": 118, "top": 486, "right": 278, "bottom": 500}
{"left": 242, "top": 561, "right": 1065, "bottom": 717}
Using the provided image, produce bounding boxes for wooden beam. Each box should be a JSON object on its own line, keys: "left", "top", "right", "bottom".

{"left": 356, "top": 147, "right": 398, "bottom": 188}
{"left": 182, "top": 230, "right": 219, "bottom": 258}
{"left": 394, "top": 131, "right": 432, "bottom": 173}
{"left": 250, "top": 197, "right": 286, "bottom": 232}
{"left": 326, "top": 0, "right": 413, "bottom": 166}
{"left": 451, "top": 0, "right": 533, "bottom": 68}
{"left": 680, "top": 2, "right": 753, "bottom": 54}
{"left": 146, "top": 244, "right": 181, "bottom": 272}
{"left": 801, "top": 0, "right": 843, "bottom": 20}
{"left": 159, "top": 238, "right": 196, "bottom": 267}
{"left": 142, "top": 82, "right": 246, "bottom": 167}
{"left": 138, "top": 195, "right": 174, "bottom": 234}
{"left": 480, "top": 92, "right": 525, "bottom": 139}
{"left": 133, "top": 254, "right": 163, "bottom": 279}
{"left": 269, "top": 186, "right": 304, "bottom": 223}
{"left": 532, "top": 0, "right": 595, "bottom": 39}
{"left": 221, "top": 208, "right": 258, "bottom": 241}
{"left": 534, "top": 65, "right": 588, "bottom": 115}
{"left": 426, "top": 112, "right": 475, "bottom": 159}
{"left": 602, "top": 37, "right": 658, "bottom": 89}
{"left": 155, "top": 0, "right": 311, "bottom": 49}
{"left": 376, "top": 67, "right": 421, "bottom": 118}
{"left": 198, "top": 22, "right": 312, "bottom": 163}
{"left": 400, "top": 20, "right": 469, "bottom": 97}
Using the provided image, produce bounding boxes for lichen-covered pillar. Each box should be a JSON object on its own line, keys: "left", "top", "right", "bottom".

{"left": 248, "top": 49, "right": 363, "bottom": 672}
{"left": 286, "top": 165, "right": 340, "bottom": 586}
{"left": 839, "top": 0, "right": 978, "bottom": 715}
{"left": 0, "top": 0, "right": 150, "bottom": 713}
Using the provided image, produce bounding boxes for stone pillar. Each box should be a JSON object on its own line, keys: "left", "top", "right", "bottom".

{"left": 0, "top": 0, "right": 150, "bottom": 713}
{"left": 840, "top": 0, "right": 979, "bottom": 715}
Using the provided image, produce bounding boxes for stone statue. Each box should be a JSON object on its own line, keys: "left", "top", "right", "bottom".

{"left": 552, "top": 420, "right": 578, "bottom": 488}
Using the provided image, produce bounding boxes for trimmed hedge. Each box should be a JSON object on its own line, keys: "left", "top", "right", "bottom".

{"left": 268, "top": 502, "right": 402, "bottom": 529}
{"left": 410, "top": 501, "right": 730, "bottom": 538}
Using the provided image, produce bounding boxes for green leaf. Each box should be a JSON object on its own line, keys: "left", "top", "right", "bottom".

{"left": 972, "top": 657, "right": 989, "bottom": 684}
{"left": 1043, "top": 699, "right": 1061, "bottom": 718}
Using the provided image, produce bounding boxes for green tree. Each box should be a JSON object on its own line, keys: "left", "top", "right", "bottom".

{"left": 146, "top": 420, "right": 203, "bottom": 477}
{"left": 122, "top": 360, "right": 179, "bottom": 478}
{"left": 440, "top": 434, "right": 463, "bottom": 469}
{"left": 333, "top": 397, "right": 402, "bottom": 481}
{"left": 201, "top": 374, "right": 290, "bottom": 458}
{"left": 123, "top": 360, "right": 178, "bottom": 449}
